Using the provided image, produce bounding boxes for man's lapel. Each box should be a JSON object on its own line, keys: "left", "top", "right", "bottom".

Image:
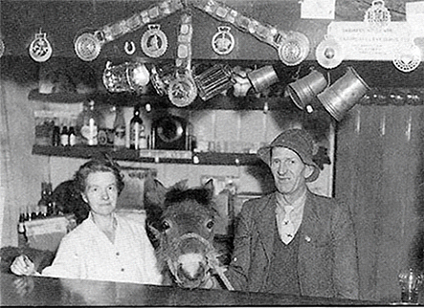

{"left": 256, "top": 193, "right": 277, "bottom": 264}
{"left": 299, "top": 191, "right": 321, "bottom": 249}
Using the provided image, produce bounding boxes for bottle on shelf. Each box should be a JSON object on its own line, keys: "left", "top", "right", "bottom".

{"left": 37, "top": 182, "right": 49, "bottom": 217}
{"left": 186, "top": 122, "right": 194, "bottom": 151}
{"left": 113, "top": 106, "right": 126, "bottom": 150}
{"left": 46, "top": 197, "right": 56, "bottom": 216}
{"left": 68, "top": 120, "right": 76, "bottom": 146}
{"left": 52, "top": 122, "right": 61, "bottom": 146}
{"left": 80, "top": 100, "right": 99, "bottom": 146}
{"left": 129, "top": 105, "right": 147, "bottom": 150}
{"left": 46, "top": 182, "right": 55, "bottom": 216}
{"left": 60, "top": 122, "right": 69, "bottom": 146}
{"left": 18, "top": 210, "right": 28, "bottom": 247}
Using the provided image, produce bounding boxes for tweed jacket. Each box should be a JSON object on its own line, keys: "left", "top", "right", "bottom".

{"left": 225, "top": 190, "right": 359, "bottom": 299}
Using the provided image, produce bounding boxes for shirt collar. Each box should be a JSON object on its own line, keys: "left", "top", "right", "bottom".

{"left": 275, "top": 190, "right": 307, "bottom": 230}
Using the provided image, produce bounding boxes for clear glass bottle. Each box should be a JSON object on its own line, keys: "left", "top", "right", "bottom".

{"left": 68, "top": 121, "right": 76, "bottom": 146}
{"left": 80, "top": 100, "right": 99, "bottom": 146}
{"left": 129, "top": 105, "right": 147, "bottom": 150}
{"left": 60, "top": 124, "right": 69, "bottom": 146}
{"left": 113, "top": 106, "right": 126, "bottom": 150}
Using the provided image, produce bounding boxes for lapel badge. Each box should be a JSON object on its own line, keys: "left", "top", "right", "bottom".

{"left": 141, "top": 24, "right": 168, "bottom": 58}
{"left": 212, "top": 26, "right": 235, "bottom": 55}
{"left": 29, "top": 30, "right": 53, "bottom": 62}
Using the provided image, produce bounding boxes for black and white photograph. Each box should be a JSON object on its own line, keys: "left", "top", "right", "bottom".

{"left": 1, "top": 0, "right": 424, "bottom": 306}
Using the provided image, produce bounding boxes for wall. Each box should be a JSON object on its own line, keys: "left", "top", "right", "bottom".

{"left": 0, "top": 77, "right": 334, "bottom": 243}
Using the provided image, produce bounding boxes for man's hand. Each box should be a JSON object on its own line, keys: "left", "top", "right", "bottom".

{"left": 10, "top": 255, "right": 37, "bottom": 276}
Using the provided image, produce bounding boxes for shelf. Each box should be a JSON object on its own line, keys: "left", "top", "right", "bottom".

{"left": 28, "top": 88, "right": 298, "bottom": 111}
{"left": 28, "top": 90, "right": 94, "bottom": 103}
{"left": 32, "top": 145, "right": 263, "bottom": 166}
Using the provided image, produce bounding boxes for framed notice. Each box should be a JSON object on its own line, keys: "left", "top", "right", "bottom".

{"left": 326, "top": 21, "right": 414, "bottom": 61}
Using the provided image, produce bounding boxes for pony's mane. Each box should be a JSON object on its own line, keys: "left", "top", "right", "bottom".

{"left": 164, "top": 186, "right": 213, "bottom": 208}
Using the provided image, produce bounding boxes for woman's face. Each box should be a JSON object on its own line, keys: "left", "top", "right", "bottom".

{"left": 81, "top": 171, "right": 118, "bottom": 216}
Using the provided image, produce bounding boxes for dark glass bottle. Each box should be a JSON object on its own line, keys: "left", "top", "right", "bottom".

{"left": 129, "top": 106, "right": 147, "bottom": 150}
{"left": 18, "top": 212, "right": 27, "bottom": 247}
{"left": 37, "top": 183, "right": 48, "bottom": 217}
{"left": 46, "top": 183, "right": 54, "bottom": 216}
{"left": 52, "top": 125, "right": 61, "bottom": 146}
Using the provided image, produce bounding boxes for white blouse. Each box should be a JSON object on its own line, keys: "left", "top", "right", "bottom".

{"left": 41, "top": 212, "right": 162, "bottom": 285}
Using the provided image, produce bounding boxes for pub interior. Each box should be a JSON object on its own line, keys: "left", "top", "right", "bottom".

{"left": 1, "top": 0, "right": 424, "bottom": 306}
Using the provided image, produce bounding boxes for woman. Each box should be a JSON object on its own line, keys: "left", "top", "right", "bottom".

{"left": 11, "top": 158, "right": 162, "bottom": 285}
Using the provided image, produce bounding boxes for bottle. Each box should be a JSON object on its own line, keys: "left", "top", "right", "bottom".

{"left": 37, "top": 182, "right": 48, "bottom": 217}
{"left": 68, "top": 124, "right": 76, "bottom": 146}
{"left": 60, "top": 125, "right": 69, "bottom": 146}
{"left": 47, "top": 198, "right": 55, "bottom": 216}
{"left": 46, "top": 183, "right": 55, "bottom": 216}
{"left": 18, "top": 211, "right": 27, "bottom": 247}
{"left": 52, "top": 125, "right": 61, "bottom": 146}
{"left": 80, "top": 100, "right": 99, "bottom": 146}
{"left": 113, "top": 106, "right": 126, "bottom": 150}
{"left": 129, "top": 105, "right": 147, "bottom": 150}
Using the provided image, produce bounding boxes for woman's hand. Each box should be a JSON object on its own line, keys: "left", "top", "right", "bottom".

{"left": 10, "top": 255, "right": 37, "bottom": 276}
{"left": 13, "top": 276, "right": 35, "bottom": 297}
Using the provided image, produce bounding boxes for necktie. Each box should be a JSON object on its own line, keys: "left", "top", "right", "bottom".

{"left": 277, "top": 205, "right": 295, "bottom": 244}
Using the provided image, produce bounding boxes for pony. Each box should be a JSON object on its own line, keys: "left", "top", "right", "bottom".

{"left": 144, "top": 178, "right": 233, "bottom": 290}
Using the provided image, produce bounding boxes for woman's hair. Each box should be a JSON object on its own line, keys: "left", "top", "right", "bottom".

{"left": 74, "top": 157, "right": 125, "bottom": 195}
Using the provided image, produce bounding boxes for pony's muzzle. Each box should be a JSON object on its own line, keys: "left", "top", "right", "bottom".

{"left": 171, "top": 233, "right": 214, "bottom": 287}
{"left": 177, "top": 253, "right": 206, "bottom": 280}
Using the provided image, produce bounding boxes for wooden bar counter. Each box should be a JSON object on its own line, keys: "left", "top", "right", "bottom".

{"left": 0, "top": 272, "right": 393, "bottom": 306}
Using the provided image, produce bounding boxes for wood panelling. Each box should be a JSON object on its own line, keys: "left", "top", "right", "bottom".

{"left": 336, "top": 104, "right": 424, "bottom": 301}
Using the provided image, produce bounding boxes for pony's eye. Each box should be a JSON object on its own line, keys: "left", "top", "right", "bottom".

{"left": 206, "top": 221, "right": 214, "bottom": 229}
{"left": 162, "top": 220, "right": 171, "bottom": 230}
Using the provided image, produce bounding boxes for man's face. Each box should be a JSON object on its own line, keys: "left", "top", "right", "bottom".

{"left": 270, "top": 147, "right": 311, "bottom": 196}
{"left": 82, "top": 171, "right": 118, "bottom": 216}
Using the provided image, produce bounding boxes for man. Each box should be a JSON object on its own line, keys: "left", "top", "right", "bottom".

{"left": 224, "top": 128, "right": 359, "bottom": 299}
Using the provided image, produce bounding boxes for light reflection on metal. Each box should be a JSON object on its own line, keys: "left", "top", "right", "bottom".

{"left": 29, "top": 30, "right": 52, "bottom": 62}
{"left": 393, "top": 44, "right": 421, "bottom": 73}
{"left": 211, "top": 26, "right": 235, "bottom": 55}
{"left": 317, "top": 67, "right": 370, "bottom": 122}
{"left": 74, "top": 32, "right": 103, "bottom": 62}
{"left": 316, "top": 36, "right": 344, "bottom": 69}
{"left": 102, "top": 61, "right": 150, "bottom": 93}
{"left": 141, "top": 24, "right": 168, "bottom": 58}
{"left": 194, "top": 64, "right": 233, "bottom": 101}
{"left": 0, "top": 39, "right": 4, "bottom": 58}
{"left": 124, "top": 41, "right": 136, "bottom": 55}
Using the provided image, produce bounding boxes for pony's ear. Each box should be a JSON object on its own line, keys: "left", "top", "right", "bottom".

{"left": 144, "top": 177, "right": 168, "bottom": 210}
{"left": 203, "top": 179, "right": 215, "bottom": 197}
{"left": 172, "top": 179, "right": 188, "bottom": 191}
